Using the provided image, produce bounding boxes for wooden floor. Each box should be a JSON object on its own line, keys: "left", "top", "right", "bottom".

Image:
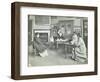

{"left": 28, "top": 48, "right": 87, "bottom": 67}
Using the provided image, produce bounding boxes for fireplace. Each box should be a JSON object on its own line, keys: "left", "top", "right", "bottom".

{"left": 33, "top": 29, "right": 50, "bottom": 43}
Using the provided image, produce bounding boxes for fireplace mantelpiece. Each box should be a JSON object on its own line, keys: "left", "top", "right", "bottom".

{"left": 32, "top": 29, "right": 50, "bottom": 43}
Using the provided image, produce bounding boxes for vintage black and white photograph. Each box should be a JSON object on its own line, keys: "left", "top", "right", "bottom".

{"left": 11, "top": 2, "right": 97, "bottom": 79}
{"left": 28, "top": 15, "right": 88, "bottom": 67}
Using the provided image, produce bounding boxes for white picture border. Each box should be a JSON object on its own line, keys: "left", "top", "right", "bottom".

{"left": 20, "top": 7, "right": 95, "bottom": 75}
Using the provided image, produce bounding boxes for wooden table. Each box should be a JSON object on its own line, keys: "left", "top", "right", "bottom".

{"left": 64, "top": 43, "right": 75, "bottom": 58}
{"left": 56, "top": 41, "right": 75, "bottom": 58}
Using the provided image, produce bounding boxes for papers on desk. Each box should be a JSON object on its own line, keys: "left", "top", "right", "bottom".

{"left": 56, "top": 39, "right": 68, "bottom": 42}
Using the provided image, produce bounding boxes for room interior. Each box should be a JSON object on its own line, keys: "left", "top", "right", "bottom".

{"left": 28, "top": 15, "right": 88, "bottom": 66}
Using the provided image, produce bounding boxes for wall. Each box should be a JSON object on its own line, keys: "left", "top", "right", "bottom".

{"left": 0, "top": 0, "right": 100, "bottom": 82}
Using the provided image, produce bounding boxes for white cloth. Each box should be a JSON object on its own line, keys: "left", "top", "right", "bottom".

{"left": 39, "top": 50, "right": 48, "bottom": 57}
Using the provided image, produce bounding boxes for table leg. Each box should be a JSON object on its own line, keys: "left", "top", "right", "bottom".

{"left": 56, "top": 42, "right": 58, "bottom": 48}
{"left": 64, "top": 45, "right": 67, "bottom": 58}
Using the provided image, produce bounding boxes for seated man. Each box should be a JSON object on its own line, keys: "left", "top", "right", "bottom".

{"left": 58, "top": 26, "right": 65, "bottom": 40}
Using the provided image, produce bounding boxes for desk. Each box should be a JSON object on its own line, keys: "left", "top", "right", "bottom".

{"left": 64, "top": 43, "right": 75, "bottom": 58}
{"left": 56, "top": 41, "right": 75, "bottom": 58}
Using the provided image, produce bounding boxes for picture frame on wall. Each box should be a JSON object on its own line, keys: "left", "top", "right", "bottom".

{"left": 11, "top": 2, "right": 98, "bottom": 80}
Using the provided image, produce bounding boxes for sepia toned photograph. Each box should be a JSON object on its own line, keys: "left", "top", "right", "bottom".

{"left": 28, "top": 15, "right": 88, "bottom": 67}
